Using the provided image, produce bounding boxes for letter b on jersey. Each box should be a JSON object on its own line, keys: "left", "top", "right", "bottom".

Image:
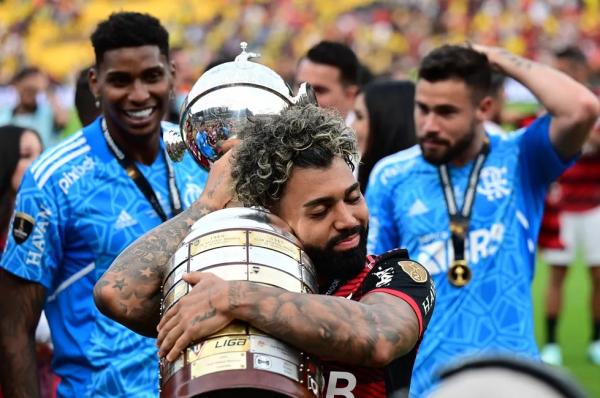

{"left": 326, "top": 371, "right": 357, "bottom": 397}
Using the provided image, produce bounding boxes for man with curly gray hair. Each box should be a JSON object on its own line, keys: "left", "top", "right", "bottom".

{"left": 97, "top": 104, "right": 434, "bottom": 397}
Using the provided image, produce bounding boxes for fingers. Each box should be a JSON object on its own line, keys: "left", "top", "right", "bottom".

{"left": 158, "top": 323, "right": 184, "bottom": 360}
{"left": 157, "top": 288, "right": 183, "bottom": 332}
{"left": 165, "top": 329, "right": 193, "bottom": 362}
{"left": 182, "top": 271, "right": 204, "bottom": 286}
{"left": 219, "top": 138, "right": 241, "bottom": 153}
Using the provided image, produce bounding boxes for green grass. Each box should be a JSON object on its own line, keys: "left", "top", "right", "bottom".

{"left": 532, "top": 257, "right": 600, "bottom": 397}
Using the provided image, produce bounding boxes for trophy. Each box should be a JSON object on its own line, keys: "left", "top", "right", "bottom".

{"left": 166, "top": 42, "right": 316, "bottom": 171}
{"left": 161, "top": 44, "right": 323, "bottom": 397}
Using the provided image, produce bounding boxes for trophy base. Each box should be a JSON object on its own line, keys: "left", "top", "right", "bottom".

{"left": 162, "top": 368, "right": 316, "bottom": 398}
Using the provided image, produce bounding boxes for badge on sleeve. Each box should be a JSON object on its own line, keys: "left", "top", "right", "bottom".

{"left": 12, "top": 212, "right": 35, "bottom": 244}
{"left": 399, "top": 260, "right": 428, "bottom": 283}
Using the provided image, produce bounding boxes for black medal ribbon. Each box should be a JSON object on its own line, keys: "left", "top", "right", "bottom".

{"left": 438, "top": 138, "right": 489, "bottom": 287}
{"left": 102, "top": 119, "right": 182, "bottom": 222}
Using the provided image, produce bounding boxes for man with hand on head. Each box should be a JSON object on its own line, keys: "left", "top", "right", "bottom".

{"left": 95, "top": 104, "right": 435, "bottom": 397}
{"left": 365, "top": 44, "right": 600, "bottom": 397}
{"left": 0, "top": 12, "right": 207, "bottom": 397}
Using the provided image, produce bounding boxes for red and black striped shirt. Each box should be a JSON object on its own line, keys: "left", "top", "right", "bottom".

{"left": 320, "top": 249, "right": 435, "bottom": 397}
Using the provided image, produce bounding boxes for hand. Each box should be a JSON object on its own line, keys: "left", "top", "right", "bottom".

{"left": 465, "top": 43, "right": 506, "bottom": 70}
{"left": 195, "top": 139, "right": 240, "bottom": 210}
{"left": 156, "top": 272, "right": 233, "bottom": 361}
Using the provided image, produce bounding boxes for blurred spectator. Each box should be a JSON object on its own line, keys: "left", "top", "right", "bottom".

{"left": 429, "top": 356, "right": 587, "bottom": 398}
{"left": 0, "top": 125, "right": 43, "bottom": 252}
{"left": 295, "top": 40, "right": 360, "bottom": 122}
{"left": 351, "top": 79, "right": 417, "bottom": 193}
{"left": 74, "top": 66, "right": 100, "bottom": 127}
{"left": 0, "top": 67, "right": 68, "bottom": 147}
{"left": 539, "top": 45, "right": 600, "bottom": 367}
{"left": 0, "top": 125, "right": 58, "bottom": 398}
{"left": 483, "top": 71, "right": 508, "bottom": 136}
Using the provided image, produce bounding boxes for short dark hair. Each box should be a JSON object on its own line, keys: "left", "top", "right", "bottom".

{"left": 90, "top": 12, "right": 170, "bottom": 66}
{"left": 231, "top": 105, "right": 358, "bottom": 210}
{"left": 489, "top": 71, "right": 506, "bottom": 96}
{"left": 554, "top": 46, "right": 587, "bottom": 65}
{"left": 305, "top": 41, "right": 359, "bottom": 86}
{"left": 12, "top": 67, "right": 42, "bottom": 84}
{"left": 418, "top": 44, "right": 492, "bottom": 102}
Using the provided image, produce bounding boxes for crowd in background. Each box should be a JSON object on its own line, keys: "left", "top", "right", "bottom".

{"left": 1, "top": 0, "right": 600, "bottom": 109}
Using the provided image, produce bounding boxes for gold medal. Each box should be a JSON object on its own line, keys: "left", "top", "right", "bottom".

{"left": 448, "top": 260, "right": 471, "bottom": 287}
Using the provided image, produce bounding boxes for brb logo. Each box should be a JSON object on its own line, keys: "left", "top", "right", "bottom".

{"left": 416, "top": 223, "right": 505, "bottom": 274}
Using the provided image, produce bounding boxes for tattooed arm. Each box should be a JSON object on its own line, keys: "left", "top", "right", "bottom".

{"left": 94, "top": 150, "right": 235, "bottom": 337}
{"left": 157, "top": 272, "right": 420, "bottom": 367}
{"left": 0, "top": 269, "right": 45, "bottom": 398}
{"left": 473, "top": 44, "right": 599, "bottom": 158}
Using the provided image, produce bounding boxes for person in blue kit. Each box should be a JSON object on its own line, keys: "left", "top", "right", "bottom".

{"left": 0, "top": 12, "right": 208, "bottom": 398}
{"left": 365, "top": 44, "right": 600, "bottom": 397}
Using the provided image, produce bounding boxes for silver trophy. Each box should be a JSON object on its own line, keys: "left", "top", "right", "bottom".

{"left": 166, "top": 42, "right": 317, "bottom": 170}
{"left": 160, "top": 44, "right": 323, "bottom": 397}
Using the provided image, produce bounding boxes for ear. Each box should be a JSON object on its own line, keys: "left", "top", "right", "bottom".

{"left": 475, "top": 95, "right": 494, "bottom": 122}
{"left": 88, "top": 67, "right": 99, "bottom": 98}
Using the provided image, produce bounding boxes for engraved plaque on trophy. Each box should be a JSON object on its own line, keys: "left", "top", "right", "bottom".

{"left": 160, "top": 207, "right": 324, "bottom": 397}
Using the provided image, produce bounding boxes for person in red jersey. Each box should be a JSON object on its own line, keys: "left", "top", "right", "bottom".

{"left": 539, "top": 46, "right": 600, "bottom": 367}
{"left": 95, "top": 104, "right": 434, "bottom": 397}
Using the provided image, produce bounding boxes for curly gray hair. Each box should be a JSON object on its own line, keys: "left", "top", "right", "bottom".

{"left": 231, "top": 104, "right": 358, "bottom": 210}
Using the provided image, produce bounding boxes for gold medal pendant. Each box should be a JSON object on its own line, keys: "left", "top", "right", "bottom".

{"left": 448, "top": 260, "right": 471, "bottom": 287}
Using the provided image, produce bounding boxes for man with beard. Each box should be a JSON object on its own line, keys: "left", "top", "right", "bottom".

{"left": 365, "top": 44, "right": 600, "bottom": 397}
{"left": 94, "top": 104, "right": 435, "bottom": 397}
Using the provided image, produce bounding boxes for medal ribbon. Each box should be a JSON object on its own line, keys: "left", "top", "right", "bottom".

{"left": 102, "top": 118, "right": 182, "bottom": 222}
{"left": 438, "top": 139, "right": 489, "bottom": 275}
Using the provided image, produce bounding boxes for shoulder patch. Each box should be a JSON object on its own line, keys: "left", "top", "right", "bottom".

{"left": 399, "top": 260, "right": 428, "bottom": 283}
{"left": 12, "top": 212, "right": 35, "bottom": 244}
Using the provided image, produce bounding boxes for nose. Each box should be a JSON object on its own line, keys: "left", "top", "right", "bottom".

{"left": 129, "top": 79, "right": 150, "bottom": 103}
{"left": 421, "top": 112, "right": 439, "bottom": 133}
{"left": 333, "top": 202, "right": 359, "bottom": 231}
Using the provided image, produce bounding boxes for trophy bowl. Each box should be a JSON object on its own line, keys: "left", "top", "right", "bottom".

{"left": 160, "top": 207, "right": 324, "bottom": 398}
{"left": 165, "top": 42, "right": 316, "bottom": 171}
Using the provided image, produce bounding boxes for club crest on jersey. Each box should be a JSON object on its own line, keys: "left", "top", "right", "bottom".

{"left": 399, "top": 260, "right": 428, "bottom": 283}
{"left": 12, "top": 212, "right": 35, "bottom": 244}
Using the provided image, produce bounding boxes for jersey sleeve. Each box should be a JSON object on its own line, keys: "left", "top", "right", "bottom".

{"left": 518, "top": 114, "right": 577, "bottom": 189}
{"left": 360, "top": 249, "right": 435, "bottom": 338}
{"left": 1, "top": 169, "right": 63, "bottom": 291}
{"left": 365, "top": 164, "right": 400, "bottom": 255}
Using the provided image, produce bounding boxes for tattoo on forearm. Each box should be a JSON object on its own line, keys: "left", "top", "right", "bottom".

{"left": 500, "top": 49, "right": 533, "bottom": 70}
{"left": 113, "top": 278, "right": 126, "bottom": 290}
{"left": 236, "top": 285, "right": 418, "bottom": 365}
{"left": 95, "top": 202, "right": 215, "bottom": 330}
